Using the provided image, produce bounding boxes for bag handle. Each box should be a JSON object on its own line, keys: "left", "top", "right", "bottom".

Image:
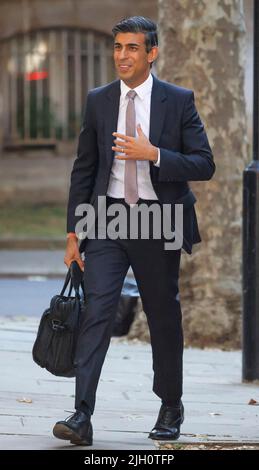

{"left": 60, "top": 269, "right": 71, "bottom": 296}
{"left": 60, "top": 261, "right": 85, "bottom": 300}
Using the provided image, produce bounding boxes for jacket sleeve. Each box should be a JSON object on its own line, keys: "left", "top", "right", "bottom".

{"left": 67, "top": 91, "right": 98, "bottom": 232}
{"left": 158, "top": 91, "right": 215, "bottom": 182}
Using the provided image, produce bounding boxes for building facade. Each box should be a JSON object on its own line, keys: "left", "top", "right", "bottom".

{"left": 0, "top": 0, "right": 252, "bottom": 206}
{"left": 0, "top": 0, "right": 157, "bottom": 158}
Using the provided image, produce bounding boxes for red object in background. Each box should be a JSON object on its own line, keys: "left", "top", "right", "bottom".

{"left": 26, "top": 70, "right": 48, "bottom": 81}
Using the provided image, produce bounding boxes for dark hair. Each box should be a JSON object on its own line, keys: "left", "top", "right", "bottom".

{"left": 112, "top": 16, "right": 158, "bottom": 53}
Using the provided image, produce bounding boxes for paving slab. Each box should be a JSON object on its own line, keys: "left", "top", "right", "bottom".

{"left": 0, "top": 317, "right": 259, "bottom": 450}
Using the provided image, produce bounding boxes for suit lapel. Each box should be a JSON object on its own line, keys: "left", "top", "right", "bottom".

{"left": 149, "top": 75, "right": 167, "bottom": 146}
{"left": 104, "top": 80, "right": 120, "bottom": 168}
{"left": 149, "top": 75, "right": 167, "bottom": 181}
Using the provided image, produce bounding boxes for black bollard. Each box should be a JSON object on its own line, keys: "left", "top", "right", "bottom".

{"left": 242, "top": 0, "right": 259, "bottom": 380}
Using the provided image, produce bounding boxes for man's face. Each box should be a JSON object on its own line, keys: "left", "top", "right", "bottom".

{"left": 113, "top": 32, "right": 158, "bottom": 88}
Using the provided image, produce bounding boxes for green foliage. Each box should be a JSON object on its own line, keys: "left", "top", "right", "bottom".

{"left": 0, "top": 204, "right": 66, "bottom": 238}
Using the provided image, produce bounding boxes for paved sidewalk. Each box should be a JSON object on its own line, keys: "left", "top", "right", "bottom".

{"left": 0, "top": 316, "right": 259, "bottom": 450}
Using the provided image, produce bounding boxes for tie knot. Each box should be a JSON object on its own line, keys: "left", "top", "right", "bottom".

{"left": 127, "top": 90, "right": 137, "bottom": 100}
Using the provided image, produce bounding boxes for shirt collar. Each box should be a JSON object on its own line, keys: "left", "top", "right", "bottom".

{"left": 120, "top": 73, "right": 153, "bottom": 101}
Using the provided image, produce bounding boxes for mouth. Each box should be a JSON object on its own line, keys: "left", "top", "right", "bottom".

{"left": 118, "top": 65, "right": 132, "bottom": 72}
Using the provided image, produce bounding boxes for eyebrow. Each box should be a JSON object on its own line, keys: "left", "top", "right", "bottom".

{"left": 114, "top": 42, "right": 141, "bottom": 47}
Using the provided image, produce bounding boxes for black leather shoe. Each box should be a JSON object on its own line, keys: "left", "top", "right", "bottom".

{"left": 148, "top": 402, "right": 184, "bottom": 440}
{"left": 53, "top": 410, "right": 93, "bottom": 446}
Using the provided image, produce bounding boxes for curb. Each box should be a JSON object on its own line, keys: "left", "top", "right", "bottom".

{"left": 0, "top": 238, "right": 65, "bottom": 250}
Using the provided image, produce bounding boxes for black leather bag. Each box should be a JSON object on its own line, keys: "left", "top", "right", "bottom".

{"left": 32, "top": 261, "right": 85, "bottom": 377}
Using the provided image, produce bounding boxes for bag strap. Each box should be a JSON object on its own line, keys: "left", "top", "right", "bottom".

{"left": 60, "top": 269, "right": 71, "bottom": 296}
{"left": 60, "top": 261, "right": 84, "bottom": 300}
{"left": 70, "top": 260, "right": 85, "bottom": 299}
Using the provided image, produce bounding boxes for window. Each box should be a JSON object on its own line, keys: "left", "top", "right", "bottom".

{"left": 0, "top": 29, "right": 115, "bottom": 146}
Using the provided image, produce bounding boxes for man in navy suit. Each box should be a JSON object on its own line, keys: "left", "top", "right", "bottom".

{"left": 53, "top": 16, "right": 215, "bottom": 446}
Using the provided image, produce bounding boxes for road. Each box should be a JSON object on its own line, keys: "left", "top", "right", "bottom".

{"left": 0, "top": 277, "right": 62, "bottom": 316}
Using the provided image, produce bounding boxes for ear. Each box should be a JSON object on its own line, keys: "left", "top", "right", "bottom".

{"left": 148, "top": 46, "right": 159, "bottom": 64}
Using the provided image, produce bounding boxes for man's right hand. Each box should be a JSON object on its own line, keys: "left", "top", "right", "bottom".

{"left": 64, "top": 237, "right": 84, "bottom": 271}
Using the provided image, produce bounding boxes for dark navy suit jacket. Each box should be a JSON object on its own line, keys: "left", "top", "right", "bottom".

{"left": 67, "top": 75, "right": 215, "bottom": 254}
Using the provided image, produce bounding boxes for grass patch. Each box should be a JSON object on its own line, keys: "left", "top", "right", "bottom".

{"left": 0, "top": 204, "right": 66, "bottom": 238}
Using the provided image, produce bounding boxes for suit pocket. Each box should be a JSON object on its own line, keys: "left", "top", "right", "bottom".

{"left": 174, "top": 189, "right": 196, "bottom": 210}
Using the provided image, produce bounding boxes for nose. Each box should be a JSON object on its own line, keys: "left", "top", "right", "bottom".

{"left": 118, "top": 47, "right": 128, "bottom": 60}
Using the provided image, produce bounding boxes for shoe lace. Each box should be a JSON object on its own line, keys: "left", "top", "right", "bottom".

{"left": 65, "top": 410, "right": 81, "bottom": 422}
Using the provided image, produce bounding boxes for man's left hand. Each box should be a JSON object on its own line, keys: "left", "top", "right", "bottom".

{"left": 112, "top": 124, "right": 158, "bottom": 162}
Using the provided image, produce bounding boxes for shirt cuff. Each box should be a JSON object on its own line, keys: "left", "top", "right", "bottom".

{"left": 153, "top": 148, "right": 160, "bottom": 167}
{"left": 67, "top": 232, "right": 78, "bottom": 240}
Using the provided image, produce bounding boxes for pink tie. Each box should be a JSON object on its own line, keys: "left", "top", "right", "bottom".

{"left": 124, "top": 90, "right": 139, "bottom": 204}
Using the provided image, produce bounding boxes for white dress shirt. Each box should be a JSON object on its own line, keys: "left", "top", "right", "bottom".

{"left": 107, "top": 73, "right": 160, "bottom": 200}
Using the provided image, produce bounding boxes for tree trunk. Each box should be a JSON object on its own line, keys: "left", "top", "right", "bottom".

{"left": 155, "top": 0, "right": 248, "bottom": 348}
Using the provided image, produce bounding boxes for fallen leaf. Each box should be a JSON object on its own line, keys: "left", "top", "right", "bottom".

{"left": 120, "top": 414, "right": 142, "bottom": 421}
{"left": 248, "top": 398, "right": 259, "bottom": 405}
{"left": 16, "top": 397, "right": 33, "bottom": 404}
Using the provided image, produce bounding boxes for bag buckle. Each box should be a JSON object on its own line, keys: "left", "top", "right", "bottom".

{"left": 51, "top": 319, "right": 65, "bottom": 331}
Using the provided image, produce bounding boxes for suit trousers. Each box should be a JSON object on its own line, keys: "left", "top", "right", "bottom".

{"left": 74, "top": 197, "right": 183, "bottom": 414}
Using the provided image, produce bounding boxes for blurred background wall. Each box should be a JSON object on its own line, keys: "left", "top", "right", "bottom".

{"left": 0, "top": 0, "right": 252, "bottom": 203}
{"left": 0, "top": 0, "right": 156, "bottom": 205}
